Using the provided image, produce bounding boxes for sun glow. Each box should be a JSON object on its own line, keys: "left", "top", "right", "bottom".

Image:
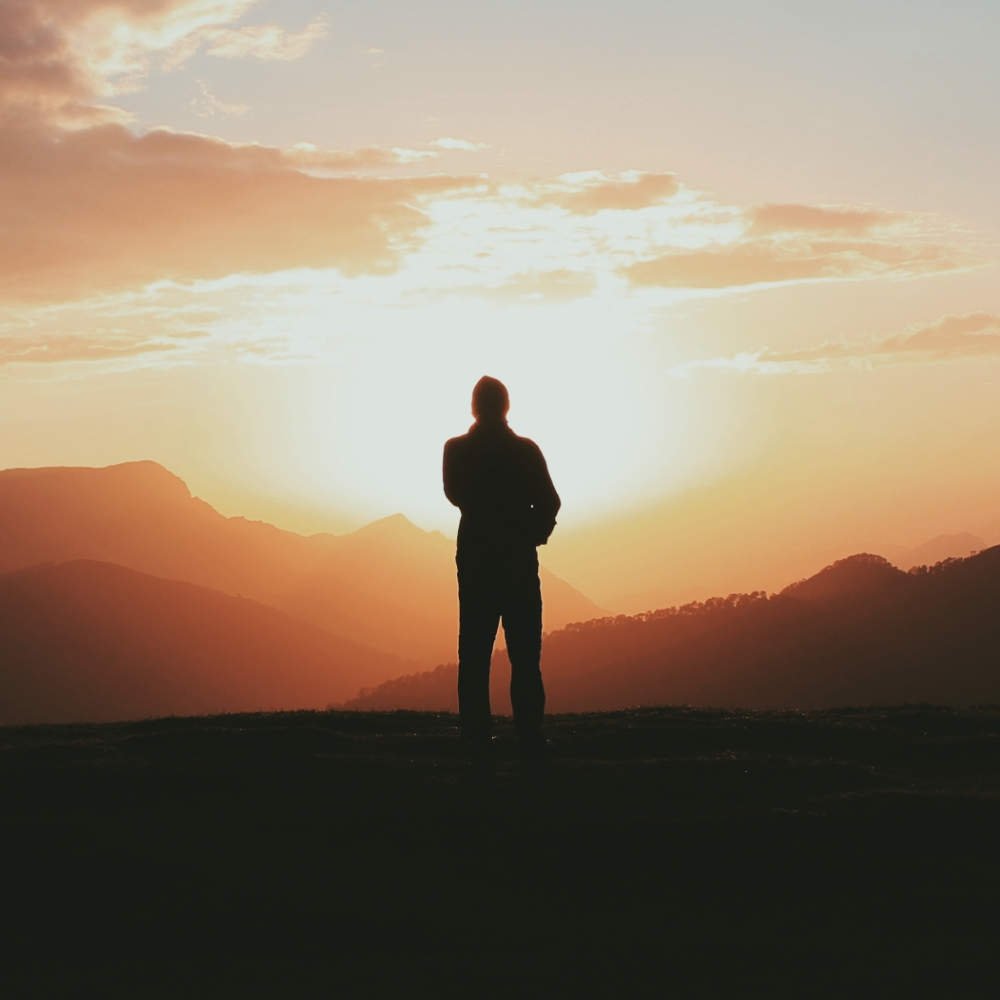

{"left": 270, "top": 293, "right": 709, "bottom": 531}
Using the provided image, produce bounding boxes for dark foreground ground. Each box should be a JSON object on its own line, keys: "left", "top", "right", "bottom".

{"left": 3, "top": 706, "right": 1000, "bottom": 998}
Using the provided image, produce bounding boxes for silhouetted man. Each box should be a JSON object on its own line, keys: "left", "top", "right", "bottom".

{"left": 443, "top": 376, "right": 561, "bottom": 758}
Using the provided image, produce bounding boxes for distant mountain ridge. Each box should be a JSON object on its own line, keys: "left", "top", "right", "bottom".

{"left": 5, "top": 461, "right": 997, "bottom": 725}
{"left": 0, "top": 559, "right": 406, "bottom": 725}
{"left": 0, "top": 461, "right": 603, "bottom": 664}
{"left": 877, "top": 532, "right": 987, "bottom": 571}
{"left": 347, "top": 546, "right": 1000, "bottom": 713}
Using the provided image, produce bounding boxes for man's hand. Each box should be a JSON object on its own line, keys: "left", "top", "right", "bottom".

{"left": 531, "top": 508, "right": 557, "bottom": 546}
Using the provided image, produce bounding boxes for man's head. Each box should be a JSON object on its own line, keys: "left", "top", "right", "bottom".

{"left": 471, "top": 375, "right": 510, "bottom": 423}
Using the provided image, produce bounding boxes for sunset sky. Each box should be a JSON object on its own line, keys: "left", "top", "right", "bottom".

{"left": 3, "top": 0, "right": 999, "bottom": 611}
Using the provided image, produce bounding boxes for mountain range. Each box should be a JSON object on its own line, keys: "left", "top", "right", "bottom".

{"left": 0, "top": 461, "right": 601, "bottom": 724}
{"left": 0, "top": 461, "right": 601, "bottom": 662}
{"left": 346, "top": 547, "right": 1000, "bottom": 712}
{"left": 2, "top": 460, "right": 997, "bottom": 725}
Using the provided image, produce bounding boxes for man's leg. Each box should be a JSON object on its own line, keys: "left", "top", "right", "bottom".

{"left": 502, "top": 562, "right": 545, "bottom": 745}
{"left": 457, "top": 559, "right": 500, "bottom": 747}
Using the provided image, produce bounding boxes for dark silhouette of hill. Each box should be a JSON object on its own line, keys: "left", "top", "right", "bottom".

{"left": 0, "top": 560, "right": 406, "bottom": 725}
{"left": 780, "top": 551, "right": 909, "bottom": 604}
{"left": 0, "top": 462, "right": 602, "bottom": 664}
{"left": 346, "top": 547, "right": 1000, "bottom": 712}
{"left": 4, "top": 706, "right": 999, "bottom": 996}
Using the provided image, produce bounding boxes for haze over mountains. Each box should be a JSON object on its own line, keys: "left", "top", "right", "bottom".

{"left": 542, "top": 466, "right": 1000, "bottom": 616}
{"left": 879, "top": 532, "right": 987, "bottom": 570}
{"left": 1, "top": 460, "right": 997, "bottom": 726}
{"left": 0, "top": 461, "right": 602, "bottom": 724}
{"left": 0, "top": 560, "right": 405, "bottom": 725}
{"left": 348, "top": 547, "right": 1000, "bottom": 713}
{"left": 0, "top": 461, "right": 601, "bottom": 664}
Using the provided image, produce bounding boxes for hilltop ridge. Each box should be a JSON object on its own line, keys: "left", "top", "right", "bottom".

{"left": 348, "top": 544, "right": 1000, "bottom": 713}
{"left": 780, "top": 552, "right": 908, "bottom": 603}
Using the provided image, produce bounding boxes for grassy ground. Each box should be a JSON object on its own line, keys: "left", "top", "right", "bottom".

{"left": 3, "top": 705, "right": 999, "bottom": 997}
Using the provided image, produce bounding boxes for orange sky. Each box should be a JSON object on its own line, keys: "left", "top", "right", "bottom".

{"left": 2, "top": 0, "right": 999, "bottom": 612}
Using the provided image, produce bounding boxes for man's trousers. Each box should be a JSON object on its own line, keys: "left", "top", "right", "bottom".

{"left": 456, "top": 542, "right": 545, "bottom": 743}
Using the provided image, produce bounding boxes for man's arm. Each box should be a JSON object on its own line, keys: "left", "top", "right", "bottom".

{"left": 442, "top": 438, "right": 464, "bottom": 508}
{"left": 530, "top": 444, "right": 561, "bottom": 545}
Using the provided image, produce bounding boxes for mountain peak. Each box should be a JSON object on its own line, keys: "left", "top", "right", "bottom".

{"left": 102, "top": 460, "right": 194, "bottom": 498}
{"left": 781, "top": 553, "right": 907, "bottom": 604}
{"left": 0, "top": 460, "right": 191, "bottom": 499}
{"left": 350, "top": 513, "right": 423, "bottom": 540}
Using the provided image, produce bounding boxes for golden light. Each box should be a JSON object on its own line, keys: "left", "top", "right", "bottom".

{"left": 261, "top": 292, "right": 713, "bottom": 531}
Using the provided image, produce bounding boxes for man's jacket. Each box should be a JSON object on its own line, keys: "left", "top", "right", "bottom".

{"left": 443, "top": 420, "right": 561, "bottom": 549}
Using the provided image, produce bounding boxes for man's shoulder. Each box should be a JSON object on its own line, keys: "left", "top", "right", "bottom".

{"left": 512, "top": 433, "right": 544, "bottom": 459}
{"left": 445, "top": 425, "right": 543, "bottom": 458}
{"left": 444, "top": 432, "right": 471, "bottom": 451}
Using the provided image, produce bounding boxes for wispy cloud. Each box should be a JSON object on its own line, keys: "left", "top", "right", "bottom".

{"left": 285, "top": 142, "right": 436, "bottom": 170}
{"left": 285, "top": 137, "right": 487, "bottom": 169}
{"left": 624, "top": 238, "right": 969, "bottom": 290}
{"left": 203, "top": 14, "right": 329, "bottom": 61}
{"left": 0, "top": 1, "right": 256, "bottom": 120}
{"left": 676, "top": 314, "right": 1000, "bottom": 375}
{"left": 432, "top": 137, "right": 489, "bottom": 152}
{"left": 190, "top": 78, "right": 248, "bottom": 118}
{"left": 0, "top": 329, "right": 208, "bottom": 366}
{"left": 535, "top": 171, "right": 680, "bottom": 214}
{"left": 747, "top": 203, "right": 900, "bottom": 236}
{"left": 0, "top": 121, "right": 480, "bottom": 302}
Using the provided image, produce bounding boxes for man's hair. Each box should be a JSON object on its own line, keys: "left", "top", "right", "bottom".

{"left": 472, "top": 375, "right": 510, "bottom": 421}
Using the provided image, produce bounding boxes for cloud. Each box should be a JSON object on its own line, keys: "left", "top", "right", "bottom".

{"left": 285, "top": 138, "right": 496, "bottom": 170}
{"left": 203, "top": 15, "right": 329, "bottom": 61}
{"left": 0, "top": 120, "right": 480, "bottom": 302}
{"left": 0, "top": 0, "right": 84, "bottom": 109}
{"left": 285, "top": 142, "right": 436, "bottom": 170}
{"left": 772, "top": 313, "right": 1000, "bottom": 364}
{"left": 0, "top": 5, "right": 486, "bottom": 303}
{"left": 678, "top": 314, "right": 1000, "bottom": 375}
{"left": 882, "top": 312, "right": 1000, "bottom": 355}
{"left": 0, "top": 5, "right": 988, "bottom": 314}
{"left": 0, "top": 0, "right": 255, "bottom": 119}
{"left": 432, "top": 137, "right": 488, "bottom": 152}
{"left": 540, "top": 172, "right": 680, "bottom": 214}
{"left": 190, "top": 78, "right": 248, "bottom": 118}
{"left": 0, "top": 330, "right": 208, "bottom": 365}
{"left": 624, "top": 239, "right": 970, "bottom": 290}
{"left": 748, "top": 203, "right": 900, "bottom": 236}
